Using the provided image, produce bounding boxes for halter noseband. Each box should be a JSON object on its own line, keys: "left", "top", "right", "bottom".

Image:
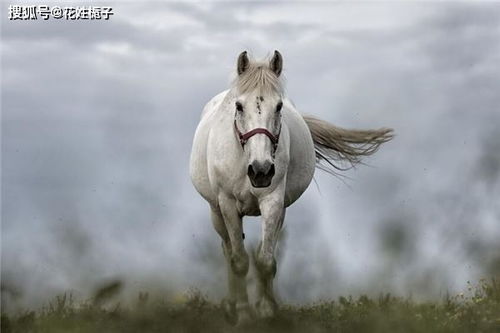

{"left": 234, "top": 119, "right": 281, "bottom": 153}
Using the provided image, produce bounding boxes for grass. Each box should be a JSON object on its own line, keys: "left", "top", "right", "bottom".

{"left": 2, "top": 279, "right": 500, "bottom": 333}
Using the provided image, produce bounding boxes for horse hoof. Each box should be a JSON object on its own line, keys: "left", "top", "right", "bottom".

{"left": 236, "top": 312, "right": 253, "bottom": 327}
{"left": 255, "top": 297, "right": 278, "bottom": 319}
{"left": 221, "top": 298, "right": 237, "bottom": 325}
{"left": 235, "top": 303, "right": 253, "bottom": 327}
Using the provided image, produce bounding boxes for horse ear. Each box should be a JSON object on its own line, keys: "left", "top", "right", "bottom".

{"left": 237, "top": 51, "right": 250, "bottom": 75}
{"left": 269, "top": 50, "right": 283, "bottom": 76}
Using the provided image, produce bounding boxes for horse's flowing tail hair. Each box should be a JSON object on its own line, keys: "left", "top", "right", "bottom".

{"left": 303, "top": 116, "right": 394, "bottom": 174}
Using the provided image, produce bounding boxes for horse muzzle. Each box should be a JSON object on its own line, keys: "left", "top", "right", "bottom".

{"left": 247, "top": 160, "right": 275, "bottom": 188}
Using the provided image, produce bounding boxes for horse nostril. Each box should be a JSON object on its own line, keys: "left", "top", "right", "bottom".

{"left": 248, "top": 160, "right": 275, "bottom": 177}
{"left": 247, "top": 161, "right": 275, "bottom": 188}
{"left": 268, "top": 164, "right": 275, "bottom": 177}
{"left": 247, "top": 164, "right": 255, "bottom": 177}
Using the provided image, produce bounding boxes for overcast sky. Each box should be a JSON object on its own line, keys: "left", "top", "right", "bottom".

{"left": 2, "top": 1, "right": 500, "bottom": 311}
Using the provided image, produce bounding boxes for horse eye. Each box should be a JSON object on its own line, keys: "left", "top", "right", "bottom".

{"left": 276, "top": 101, "right": 283, "bottom": 112}
{"left": 235, "top": 102, "right": 244, "bottom": 112}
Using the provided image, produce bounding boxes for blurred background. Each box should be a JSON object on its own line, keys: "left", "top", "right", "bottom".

{"left": 2, "top": 1, "right": 500, "bottom": 312}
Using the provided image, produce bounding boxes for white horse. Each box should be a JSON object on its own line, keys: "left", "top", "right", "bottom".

{"left": 189, "top": 51, "right": 393, "bottom": 324}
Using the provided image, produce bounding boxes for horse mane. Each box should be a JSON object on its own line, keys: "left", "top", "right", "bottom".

{"left": 303, "top": 115, "right": 394, "bottom": 173}
{"left": 233, "top": 59, "right": 283, "bottom": 95}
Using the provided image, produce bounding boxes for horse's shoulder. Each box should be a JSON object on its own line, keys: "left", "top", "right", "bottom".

{"left": 201, "top": 89, "right": 230, "bottom": 119}
{"left": 282, "top": 98, "right": 305, "bottom": 125}
{"left": 283, "top": 97, "right": 297, "bottom": 109}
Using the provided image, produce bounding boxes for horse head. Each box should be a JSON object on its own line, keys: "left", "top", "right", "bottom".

{"left": 233, "top": 50, "right": 284, "bottom": 188}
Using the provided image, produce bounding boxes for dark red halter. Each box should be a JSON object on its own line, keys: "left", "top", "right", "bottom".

{"left": 234, "top": 119, "right": 281, "bottom": 152}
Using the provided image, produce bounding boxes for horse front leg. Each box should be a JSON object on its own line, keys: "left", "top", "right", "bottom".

{"left": 210, "top": 208, "right": 238, "bottom": 324}
{"left": 216, "top": 196, "right": 252, "bottom": 325}
{"left": 255, "top": 194, "right": 285, "bottom": 319}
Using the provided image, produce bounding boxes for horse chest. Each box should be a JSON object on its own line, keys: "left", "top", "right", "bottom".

{"left": 221, "top": 177, "right": 263, "bottom": 216}
{"left": 235, "top": 195, "right": 261, "bottom": 216}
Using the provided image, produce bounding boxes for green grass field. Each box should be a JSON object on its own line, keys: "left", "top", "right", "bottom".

{"left": 2, "top": 279, "right": 500, "bottom": 333}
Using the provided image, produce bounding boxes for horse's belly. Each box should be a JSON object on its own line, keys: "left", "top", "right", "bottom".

{"left": 283, "top": 111, "right": 316, "bottom": 207}
{"left": 284, "top": 160, "right": 315, "bottom": 207}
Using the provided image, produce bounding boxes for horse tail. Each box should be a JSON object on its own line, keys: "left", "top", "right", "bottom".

{"left": 303, "top": 115, "right": 394, "bottom": 174}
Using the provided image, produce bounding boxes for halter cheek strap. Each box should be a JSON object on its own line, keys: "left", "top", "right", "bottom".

{"left": 234, "top": 119, "right": 281, "bottom": 153}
